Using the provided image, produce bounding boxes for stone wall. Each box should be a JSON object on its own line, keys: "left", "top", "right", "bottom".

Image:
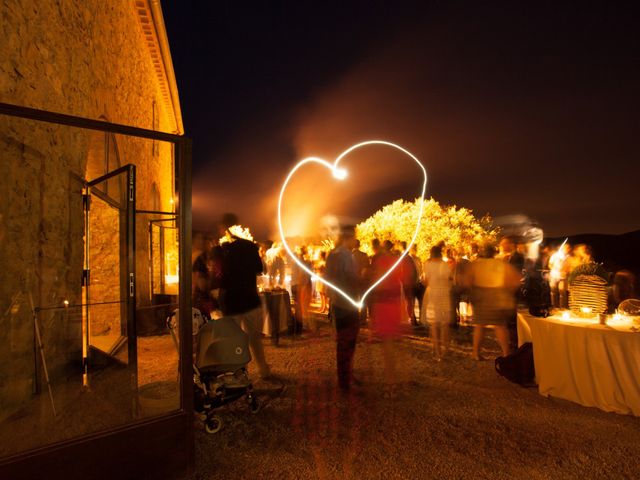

{"left": 0, "top": 0, "right": 180, "bottom": 418}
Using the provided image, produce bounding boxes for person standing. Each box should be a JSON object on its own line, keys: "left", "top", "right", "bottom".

{"left": 399, "top": 241, "right": 420, "bottom": 326}
{"left": 219, "top": 218, "right": 271, "bottom": 378}
{"left": 267, "top": 246, "right": 286, "bottom": 288}
{"left": 314, "top": 250, "right": 329, "bottom": 314}
{"left": 352, "top": 239, "right": 370, "bottom": 325}
{"left": 409, "top": 244, "right": 425, "bottom": 320}
{"left": 324, "top": 226, "right": 360, "bottom": 393}
{"left": 549, "top": 242, "right": 571, "bottom": 308}
{"left": 369, "top": 240, "right": 405, "bottom": 391}
{"left": 444, "top": 247, "right": 459, "bottom": 329}
{"left": 192, "top": 234, "right": 217, "bottom": 318}
{"left": 464, "top": 244, "right": 520, "bottom": 360}
{"left": 421, "top": 244, "right": 453, "bottom": 361}
{"left": 290, "top": 246, "right": 312, "bottom": 333}
{"left": 499, "top": 237, "right": 525, "bottom": 273}
{"left": 451, "top": 248, "right": 471, "bottom": 326}
{"left": 363, "top": 239, "right": 384, "bottom": 323}
{"left": 499, "top": 236, "right": 525, "bottom": 349}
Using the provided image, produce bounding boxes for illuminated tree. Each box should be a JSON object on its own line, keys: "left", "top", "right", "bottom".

{"left": 356, "top": 198, "right": 496, "bottom": 261}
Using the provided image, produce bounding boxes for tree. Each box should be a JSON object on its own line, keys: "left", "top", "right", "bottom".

{"left": 356, "top": 198, "right": 496, "bottom": 261}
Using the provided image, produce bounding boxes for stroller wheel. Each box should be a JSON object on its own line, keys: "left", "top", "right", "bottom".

{"left": 204, "top": 415, "right": 222, "bottom": 434}
{"left": 248, "top": 396, "right": 262, "bottom": 414}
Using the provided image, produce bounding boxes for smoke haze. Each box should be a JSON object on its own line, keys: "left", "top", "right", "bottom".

{"left": 177, "top": 2, "right": 639, "bottom": 239}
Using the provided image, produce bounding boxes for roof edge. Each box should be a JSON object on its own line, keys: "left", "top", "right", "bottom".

{"left": 136, "top": 0, "right": 184, "bottom": 135}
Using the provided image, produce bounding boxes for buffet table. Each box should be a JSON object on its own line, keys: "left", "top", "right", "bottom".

{"left": 260, "top": 290, "right": 292, "bottom": 345}
{"left": 517, "top": 311, "right": 640, "bottom": 416}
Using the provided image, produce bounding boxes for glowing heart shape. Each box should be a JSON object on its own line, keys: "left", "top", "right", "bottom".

{"left": 278, "top": 140, "right": 427, "bottom": 309}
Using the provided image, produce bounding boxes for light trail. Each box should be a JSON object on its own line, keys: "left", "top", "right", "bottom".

{"left": 277, "top": 140, "right": 428, "bottom": 309}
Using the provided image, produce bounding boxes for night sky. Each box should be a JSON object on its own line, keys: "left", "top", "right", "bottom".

{"left": 163, "top": 1, "right": 639, "bottom": 240}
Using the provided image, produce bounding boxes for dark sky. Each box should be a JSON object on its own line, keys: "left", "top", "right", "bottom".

{"left": 163, "top": 1, "right": 639, "bottom": 239}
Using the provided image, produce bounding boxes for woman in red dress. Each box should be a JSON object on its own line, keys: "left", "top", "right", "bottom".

{"left": 369, "top": 240, "right": 406, "bottom": 390}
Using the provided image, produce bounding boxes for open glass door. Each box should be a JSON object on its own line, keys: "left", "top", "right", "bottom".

{"left": 0, "top": 104, "right": 192, "bottom": 479}
{"left": 83, "top": 165, "right": 136, "bottom": 390}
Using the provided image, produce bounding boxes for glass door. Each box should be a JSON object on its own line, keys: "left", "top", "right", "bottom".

{"left": 83, "top": 165, "right": 136, "bottom": 390}
{"left": 150, "top": 217, "right": 179, "bottom": 297}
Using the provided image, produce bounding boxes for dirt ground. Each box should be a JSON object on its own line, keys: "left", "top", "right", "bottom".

{"left": 187, "top": 322, "right": 640, "bottom": 480}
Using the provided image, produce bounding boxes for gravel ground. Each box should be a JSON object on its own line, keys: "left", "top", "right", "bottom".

{"left": 186, "top": 322, "right": 640, "bottom": 480}
{"left": 0, "top": 336, "right": 179, "bottom": 457}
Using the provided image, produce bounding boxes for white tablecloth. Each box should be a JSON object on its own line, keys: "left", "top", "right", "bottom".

{"left": 517, "top": 311, "right": 640, "bottom": 416}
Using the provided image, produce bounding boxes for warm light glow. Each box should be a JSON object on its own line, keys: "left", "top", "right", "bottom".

{"left": 164, "top": 245, "right": 179, "bottom": 291}
{"left": 605, "top": 313, "right": 636, "bottom": 329}
{"left": 333, "top": 167, "right": 348, "bottom": 180}
{"left": 63, "top": 299, "right": 69, "bottom": 307}
{"left": 562, "top": 311, "right": 571, "bottom": 320}
{"left": 278, "top": 140, "right": 427, "bottom": 309}
{"left": 265, "top": 244, "right": 281, "bottom": 263}
{"left": 219, "top": 224, "right": 254, "bottom": 244}
{"left": 549, "top": 238, "right": 569, "bottom": 281}
{"left": 459, "top": 301, "right": 472, "bottom": 317}
{"left": 581, "top": 306, "right": 593, "bottom": 315}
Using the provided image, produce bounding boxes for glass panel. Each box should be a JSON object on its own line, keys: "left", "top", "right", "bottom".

{"left": 0, "top": 116, "right": 88, "bottom": 457}
{"left": 136, "top": 210, "right": 181, "bottom": 419}
{"left": 0, "top": 115, "right": 184, "bottom": 459}
{"left": 150, "top": 218, "right": 179, "bottom": 296}
{"left": 86, "top": 176, "right": 128, "bottom": 364}
{"left": 90, "top": 133, "right": 123, "bottom": 203}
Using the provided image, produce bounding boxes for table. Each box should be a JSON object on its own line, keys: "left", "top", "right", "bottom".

{"left": 517, "top": 311, "right": 640, "bottom": 416}
{"left": 260, "top": 290, "right": 292, "bottom": 344}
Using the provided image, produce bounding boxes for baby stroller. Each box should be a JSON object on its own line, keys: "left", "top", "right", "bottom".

{"left": 167, "top": 309, "right": 261, "bottom": 433}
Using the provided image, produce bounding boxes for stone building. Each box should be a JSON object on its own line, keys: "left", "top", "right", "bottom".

{"left": 0, "top": 1, "right": 191, "bottom": 474}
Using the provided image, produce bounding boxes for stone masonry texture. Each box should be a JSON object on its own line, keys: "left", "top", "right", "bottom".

{"left": 0, "top": 0, "right": 179, "bottom": 420}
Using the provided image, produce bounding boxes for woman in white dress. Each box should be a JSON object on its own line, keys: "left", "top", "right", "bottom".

{"left": 421, "top": 245, "right": 453, "bottom": 361}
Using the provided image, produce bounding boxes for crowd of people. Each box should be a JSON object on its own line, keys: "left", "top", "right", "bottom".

{"left": 527, "top": 241, "right": 637, "bottom": 313}
{"left": 320, "top": 229, "right": 527, "bottom": 393}
{"left": 191, "top": 215, "right": 637, "bottom": 394}
{"left": 317, "top": 231, "right": 636, "bottom": 392}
